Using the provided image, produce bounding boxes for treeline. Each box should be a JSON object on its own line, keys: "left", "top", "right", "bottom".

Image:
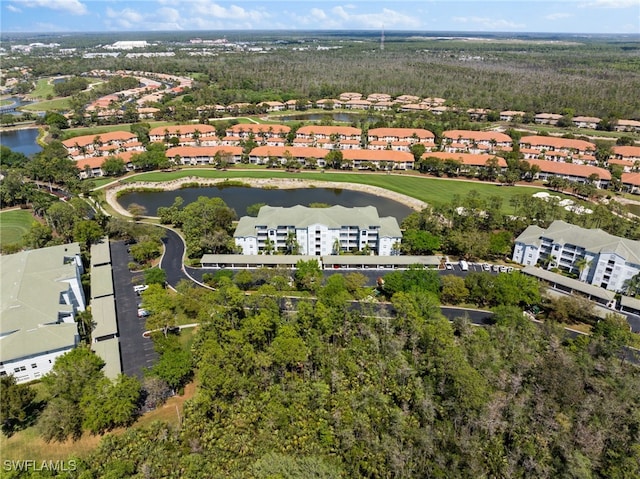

{"left": 5, "top": 38, "right": 640, "bottom": 118}
{"left": 32, "top": 276, "right": 639, "bottom": 478}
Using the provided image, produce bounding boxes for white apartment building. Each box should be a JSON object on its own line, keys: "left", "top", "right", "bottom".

{"left": 0, "top": 243, "right": 86, "bottom": 383}
{"left": 234, "top": 205, "right": 402, "bottom": 256}
{"left": 512, "top": 220, "right": 640, "bottom": 292}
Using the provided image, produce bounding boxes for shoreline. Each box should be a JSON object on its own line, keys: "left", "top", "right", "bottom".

{"left": 105, "top": 176, "right": 429, "bottom": 217}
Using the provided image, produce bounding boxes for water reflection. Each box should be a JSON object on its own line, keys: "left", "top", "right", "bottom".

{"left": 118, "top": 185, "right": 413, "bottom": 221}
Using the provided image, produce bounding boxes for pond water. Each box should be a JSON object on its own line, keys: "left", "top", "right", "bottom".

{"left": 118, "top": 185, "right": 414, "bottom": 222}
{"left": 0, "top": 128, "right": 42, "bottom": 156}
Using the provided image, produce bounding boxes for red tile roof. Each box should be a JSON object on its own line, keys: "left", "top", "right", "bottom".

{"left": 342, "top": 149, "right": 414, "bottom": 163}
{"left": 613, "top": 145, "right": 640, "bottom": 158}
{"left": 297, "top": 125, "right": 361, "bottom": 136}
{"left": 622, "top": 172, "right": 640, "bottom": 186}
{"left": 227, "top": 124, "right": 290, "bottom": 135}
{"left": 62, "top": 131, "right": 137, "bottom": 148}
{"left": 443, "top": 130, "right": 512, "bottom": 143}
{"left": 520, "top": 135, "right": 596, "bottom": 151}
{"left": 423, "top": 151, "right": 507, "bottom": 167}
{"left": 526, "top": 159, "right": 611, "bottom": 180}
{"left": 149, "top": 124, "right": 217, "bottom": 137}
{"left": 368, "top": 128, "right": 435, "bottom": 140}
{"left": 166, "top": 146, "right": 243, "bottom": 157}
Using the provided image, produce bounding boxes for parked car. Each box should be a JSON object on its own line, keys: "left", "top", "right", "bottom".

{"left": 445, "top": 263, "right": 454, "bottom": 270}
{"left": 459, "top": 260, "right": 469, "bottom": 271}
{"left": 499, "top": 265, "right": 508, "bottom": 273}
{"left": 134, "top": 284, "right": 149, "bottom": 295}
{"left": 482, "top": 263, "right": 491, "bottom": 271}
{"left": 137, "top": 308, "right": 150, "bottom": 318}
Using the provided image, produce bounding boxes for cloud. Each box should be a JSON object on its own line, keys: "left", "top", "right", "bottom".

{"left": 545, "top": 12, "right": 572, "bottom": 20}
{"left": 6, "top": 4, "right": 21, "bottom": 12}
{"left": 10, "top": 0, "right": 87, "bottom": 15}
{"left": 292, "top": 4, "right": 420, "bottom": 29}
{"left": 189, "top": 0, "right": 270, "bottom": 22}
{"left": 582, "top": 0, "right": 639, "bottom": 7}
{"left": 453, "top": 16, "right": 525, "bottom": 30}
{"left": 105, "top": 7, "right": 145, "bottom": 29}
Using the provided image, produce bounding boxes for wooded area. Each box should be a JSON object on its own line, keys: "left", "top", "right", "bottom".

{"left": 30, "top": 278, "right": 637, "bottom": 478}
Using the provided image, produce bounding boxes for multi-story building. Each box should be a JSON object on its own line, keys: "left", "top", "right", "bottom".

{"left": 0, "top": 243, "right": 86, "bottom": 383}
{"left": 512, "top": 220, "right": 640, "bottom": 292}
{"left": 234, "top": 205, "right": 402, "bottom": 256}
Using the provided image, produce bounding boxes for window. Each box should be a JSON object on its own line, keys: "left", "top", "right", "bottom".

{"left": 31, "top": 364, "right": 37, "bottom": 369}
{"left": 0, "top": 371, "right": 6, "bottom": 376}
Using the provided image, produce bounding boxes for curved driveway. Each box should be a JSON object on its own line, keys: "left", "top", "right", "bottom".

{"left": 159, "top": 226, "right": 495, "bottom": 325}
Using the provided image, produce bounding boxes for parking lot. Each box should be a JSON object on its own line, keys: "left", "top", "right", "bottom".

{"left": 110, "top": 240, "right": 158, "bottom": 379}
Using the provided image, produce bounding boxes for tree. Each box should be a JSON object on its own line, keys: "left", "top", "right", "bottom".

{"left": 101, "top": 156, "right": 127, "bottom": 177}
{"left": 127, "top": 203, "right": 147, "bottom": 220}
{"left": 80, "top": 375, "right": 142, "bottom": 434}
{"left": 0, "top": 375, "right": 37, "bottom": 436}
{"left": 440, "top": 275, "right": 470, "bottom": 304}
{"left": 294, "top": 259, "right": 323, "bottom": 293}
{"left": 150, "top": 348, "right": 193, "bottom": 391}
{"left": 23, "top": 221, "right": 53, "bottom": 249}
{"left": 144, "top": 267, "right": 167, "bottom": 286}
{"left": 325, "top": 150, "right": 343, "bottom": 169}
{"left": 73, "top": 219, "right": 104, "bottom": 248}
{"left": 38, "top": 397, "right": 83, "bottom": 443}
{"left": 402, "top": 229, "right": 441, "bottom": 254}
{"left": 41, "top": 347, "right": 105, "bottom": 402}
{"left": 247, "top": 202, "right": 266, "bottom": 217}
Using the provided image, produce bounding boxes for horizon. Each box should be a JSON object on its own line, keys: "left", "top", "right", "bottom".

{"left": 2, "top": 1, "right": 639, "bottom": 35}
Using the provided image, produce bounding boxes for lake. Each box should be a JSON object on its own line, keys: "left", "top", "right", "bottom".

{"left": 117, "top": 185, "right": 414, "bottom": 222}
{"left": 0, "top": 128, "right": 42, "bottom": 156}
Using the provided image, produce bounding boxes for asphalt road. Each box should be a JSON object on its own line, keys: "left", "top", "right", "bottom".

{"left": 110, "top": 240, "right": 158, "bottom": 379}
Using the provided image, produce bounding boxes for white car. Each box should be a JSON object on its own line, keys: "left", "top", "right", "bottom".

{"left": 499, "top": 265, "right": 508, "bottom": 273}
{"left": 133, "top": 284, "right": 148, "bottom": 294}
{"left": 137, "top": 308, "right": 150, "bottom": 318}
{"left": 482, "top": 263, "right": 491, "bottom": 271}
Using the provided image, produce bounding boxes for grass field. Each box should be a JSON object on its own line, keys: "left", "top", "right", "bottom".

{"left": 0, "top": 210, "right": 33, "bottom": 247}
{"left": 28, "top": 78, "right": 55, "bottom": 100}
{"left": 21, "top": 98, "right": 71, "bottom": 112}
{"left": 119, "top": 168, "right": 553, "bottom": 212}
{"left": 0, "top": 381, "right": 196, "bottom": 462}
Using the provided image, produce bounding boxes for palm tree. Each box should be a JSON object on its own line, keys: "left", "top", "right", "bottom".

{"left": 622, "top": 273, "right": 640, "bottom": 297}
{"left": 574, "top": 257, "right": 591, "bottom": 281}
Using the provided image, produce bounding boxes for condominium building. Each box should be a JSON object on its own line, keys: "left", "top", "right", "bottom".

{"left": 0, "top": 243, "right": 86, "bottom": 383}
{"left": 512, "top": 220, "right": 640, "bottom": 292}
{"left": 234, "top": 205, "right": 402, "bottom": 256}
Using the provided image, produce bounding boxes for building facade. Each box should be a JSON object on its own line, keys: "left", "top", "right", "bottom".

{"left": 234, "top": 205, "right": 402, "bottom": 256}
{"left": 512, "top": 220, "right": 640, "bottom": 292}
{"left": 0, "top": 243, "right": 86, "bottom": 383}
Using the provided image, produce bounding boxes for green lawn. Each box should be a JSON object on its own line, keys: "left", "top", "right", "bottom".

{"left": 29, "top": 78, "right": 56, "bottom": 100}
{"left": 21, "top": 98, "right": 71, "bottom": 112}
{"left": 0, "top": 209, "right": 34, "bottom": 247}
{"left": 119, "top": 169, "right": 553, "bottom": 212}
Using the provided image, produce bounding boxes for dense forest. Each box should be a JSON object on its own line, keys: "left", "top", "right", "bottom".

{"left": 16, "top": 277, "right": 635, "bottom": 479}
{"left": 3, "top": 32, "right": 640, "bottom": 118}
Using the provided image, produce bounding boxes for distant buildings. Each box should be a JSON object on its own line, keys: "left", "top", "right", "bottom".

{"left": 0, "top": 244, "right": 86, "bottom": 383}
{"left": 234, "top": 205, "right": 402, "bottom": 256}
{"left": 512, "top": 220, "right": 640, "bottom": 292}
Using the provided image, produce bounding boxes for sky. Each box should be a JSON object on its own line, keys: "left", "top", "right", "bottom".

{"left": 1, "top": 0, "right": 639, "bottom": 35}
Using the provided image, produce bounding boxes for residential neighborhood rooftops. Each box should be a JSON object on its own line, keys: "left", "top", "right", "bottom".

{"left": 62, "top": 131, "right": 137, "bottom": 148}
{"left": 227, "top": 123, "right": 290, "bottom": 135}
{"left": 443, "top": 130, "right": 512, "bottom": 143}
{"left": 520, "top": 135, "right": 596, "bottom": 151}
{"left": 525, "top": 159, "right": 611, "bottom": 181}
{"left": 423, "top": 151, "right": 507, "bottom": 167}
{"left": 367, "top": 128, "right": 435, "bottom": 140}
{"left": 296, "top": 125, "right": 361, "bottom": 136}
{"left": 149, "top": 124, "right": 216, "bottom": 136}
